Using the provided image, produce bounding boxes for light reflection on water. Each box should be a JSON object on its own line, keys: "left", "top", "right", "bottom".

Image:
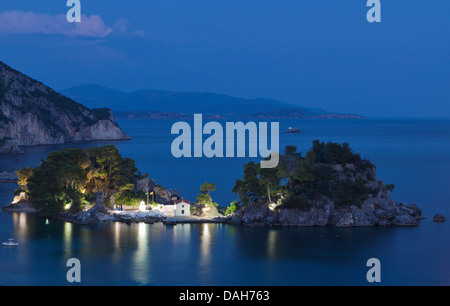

{"left": 132, "top": 222, "right": 150, "bottom": 284}
{"left": 267, "top": 230, "right": 278, "bottom": 260}
{"left": 63, "top": 222, "right": 72, "bottom": 257}
{"left": 112, "top": 222, "right": 121, "bottom": 264}
{"left": 200, "top": 224, "right": 211, "bottom": 268}
{"left": 12, "top": 212, "right": 28, "bottom": 240}
{"left": 1, "top": 119, "right": 450, "bottom": 285}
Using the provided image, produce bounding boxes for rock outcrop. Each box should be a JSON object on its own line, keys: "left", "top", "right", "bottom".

{"left": 112, "top": 211, "right": 165, "bottom": 224}
{"left": 0, "top": 61, "right": 130, "bottom": 150}
{"left": 135, "top": 176, "right": 150, "bottom": 193}
{"left": 2, "top": 191, "right": 35, "bottom": 212}
{"left": 1, "top": 200, "right": 36, "bottom": 212}
{"left": 151, "top": 186, "right": 173, "bottom": 204}
{"left": 0, "top": 138, "right": 23, "bottom": 155}
{"left": 64, "top": 192, "right": 111, "bottom": 224}
{"left": 433, "top": 214, "right": 446, "bottom": 222}
{"left": 229, "top": 183, "right": 422, "bottom": 228}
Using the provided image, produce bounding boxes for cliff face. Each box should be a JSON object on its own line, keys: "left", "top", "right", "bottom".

{"left": 0, "top": 61, "right": 130, "bottom": 148}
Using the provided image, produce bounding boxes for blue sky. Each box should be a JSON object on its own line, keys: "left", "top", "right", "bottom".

{"left": 0, "top": 1, "right": 448, "bottom": 117}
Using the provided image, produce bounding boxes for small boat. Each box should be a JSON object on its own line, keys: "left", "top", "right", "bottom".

{"left": 285, "top": 127, "right": 301, "bottom": 133}
{"left": 2, "top": 238, "right": 19, "bottom": 247}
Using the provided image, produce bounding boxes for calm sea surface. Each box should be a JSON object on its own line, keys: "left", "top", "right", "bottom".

{"left": 0, "top": 119, "right": 449, "bottom": 285}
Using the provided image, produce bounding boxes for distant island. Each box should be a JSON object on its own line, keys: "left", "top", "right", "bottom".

{"left": 113, "top": 111, "right": 225, "bottom": 120}
{"left": 3, "top": 141, "right": 422, "bottom": 228}
{"left": 242, "top": 108, "right": 365, "bottom": 120}
{"left": 0, "top": 61, "right": 130, "bottom": 155}
{"left": 61, "top": 84, "right": 365, "bottom": 120}
{"left": 112, "top": 109, "right": 364, "bottom": 120}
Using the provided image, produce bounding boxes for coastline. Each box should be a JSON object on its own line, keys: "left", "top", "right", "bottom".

{"left": 1, "top": 200, "right": 425, "bottom": 228}
{"left": 1, "top": 169, "right": 426, "bottom": 228}
{"left": 1, "top": 202, "right": 36, "bottom": 213}
{"left": 1, "top": 202, "right": 229, "bottom": 225}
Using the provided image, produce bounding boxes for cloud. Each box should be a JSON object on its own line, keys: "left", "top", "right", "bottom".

{"left": 114, "top": 19, "right": 146, "bottom": 38}
{"left": 113, "top": 18, "right": 130, "bottom": 34}
{"left": 0, "top": 10, "right": 114, "bottom": 38}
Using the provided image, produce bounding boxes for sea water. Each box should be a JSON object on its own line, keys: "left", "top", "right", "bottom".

{"left": 0, "top": 119, "right": 449, "bottom": 285}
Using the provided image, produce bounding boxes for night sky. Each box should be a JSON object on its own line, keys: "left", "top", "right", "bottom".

{"left": 0, "top": 1, "right": 448, "bottom": 117}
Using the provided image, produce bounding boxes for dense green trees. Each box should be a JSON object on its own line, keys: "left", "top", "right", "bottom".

{"left": 115, "top": 190, "right": 147, "bottom": 207}
{"left": 17, "top": 145, "right": 145, "bottom": 216}
{"left": 196, "top": 182, "right": 218, "bottom": 207}
{"left": 311, "top": 140, "right": 362, "bottom": 164}
{"left": 233, "top": 140, "right": 380, "bottom": 210}
{"left": 15, "top": 166, "right": 33, "bottom": 196}
{"left": 225, "top": 201, "right": 239, "bottom": 215}
{"left": 232, "top": 162, "right": 265, "bottom": 206}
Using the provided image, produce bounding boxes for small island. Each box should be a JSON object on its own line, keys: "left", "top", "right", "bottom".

{"left": 2, "top": 141, "right": 422, "bottom": 228}
{"left": 228, "top": 141, "right": 422, "bottom": 227}
{"left": 2, "top": 145, "right": 226, "bottom": 224}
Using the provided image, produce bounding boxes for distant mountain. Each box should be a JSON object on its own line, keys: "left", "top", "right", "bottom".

{"left": 0, "top": 62, "right": 129, "bottom": 151}
{"left": 61, "top": 84, "right": 364, "bottom": 120}
{"left": 60, "top": 84, "right": 329, "bottom": 118}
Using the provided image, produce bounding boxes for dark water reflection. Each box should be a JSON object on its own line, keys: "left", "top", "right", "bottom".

{"left": 0, "top": 212, "right": 448, "bottom": 285}
{"left": 1, "top": 119, "right": 449, "bottom": 285}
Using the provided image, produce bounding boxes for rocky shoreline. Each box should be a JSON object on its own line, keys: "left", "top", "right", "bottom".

{"left": 2, "top": 200, "right": 445, "bottom": 228}
{"left": 3, "top": 183, "right": 444, "bottom": 228}
{"left": 1, "top": 202, "right": 36, "bottom": 212}
{"left": 228, "top": 202, "right": 422, "bottom": 228}
{"left": 1, "top": 193, "right": 227, "bottom": 226}
{"left": 228, "top": 181, "right": 424, "bottom": 228}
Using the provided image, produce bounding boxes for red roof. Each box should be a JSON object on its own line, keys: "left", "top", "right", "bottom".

{"left": 174, "top": 199, "right": 191, "bottom": 204}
